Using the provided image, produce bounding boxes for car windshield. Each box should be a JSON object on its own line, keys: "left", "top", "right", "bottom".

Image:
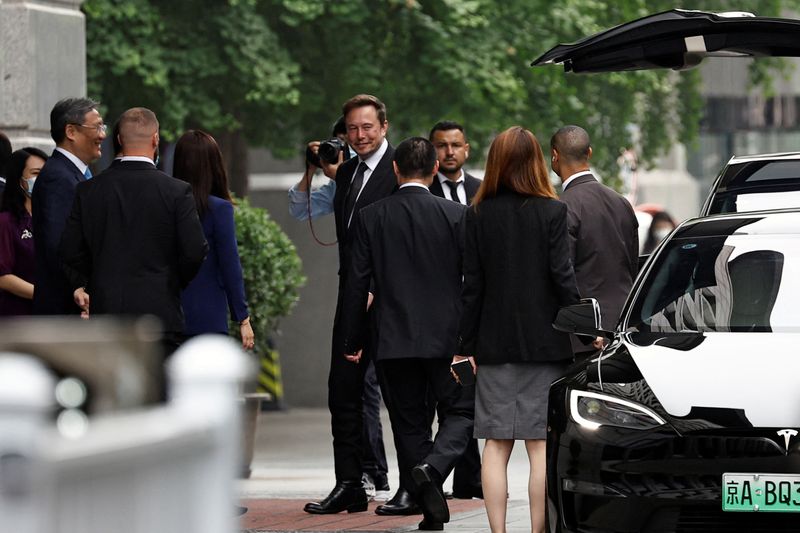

{"left": 627, "top": 222, "right": 800, "bottom": 333}
{"left": 708, "top": 160, "right": 800, "bottom": 215}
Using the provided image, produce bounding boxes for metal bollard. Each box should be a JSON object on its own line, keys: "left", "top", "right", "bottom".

{"left": 0, "top": 354, "right": 55, "bottom": 533}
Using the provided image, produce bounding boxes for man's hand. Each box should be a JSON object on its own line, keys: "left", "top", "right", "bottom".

{"left": 366, "top": 292, "right": 374, "bottom": 310}
{"left": 345, "top": 349, "right": 362, "bottom": 364}
{"left": 73, "top": 287, "right": 90, "bottom": 319}
{"left": 450, "top": 354, "right": 476, "bottom": 383}
{"left": 592, "top": 336, "right": 606, "bottom": 350}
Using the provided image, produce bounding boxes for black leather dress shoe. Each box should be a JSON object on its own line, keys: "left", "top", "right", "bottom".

{"left": 375, "top": 487, "right": 421, "bottom": 515}
{"left": 411, "top": 464, "right": 449, "bottom": 523}
{"left": 303, "top": 481, "right": 368, "bottom": 514}
{"left": 451, "top": 484, "right": 483, "bottom": 499}
{"left": 418, "top": 516, "right": 444, "bottom": 531}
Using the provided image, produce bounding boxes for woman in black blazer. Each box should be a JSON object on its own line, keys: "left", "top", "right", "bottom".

{"left": 457, "top": 127, "right": 579, "bottom": 533}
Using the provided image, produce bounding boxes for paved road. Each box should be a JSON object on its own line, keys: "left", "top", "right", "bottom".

{"left": 238, "top": 408, "right": 535, "bottom": 532}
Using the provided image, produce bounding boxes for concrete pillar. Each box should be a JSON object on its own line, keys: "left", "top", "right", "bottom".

{"left": 0, "top": 0, "right": 87, "bottom": 151}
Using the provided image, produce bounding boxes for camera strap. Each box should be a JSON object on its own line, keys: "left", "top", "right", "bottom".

{"left": 304, "top": 169, "right": 337, "bottom": 247}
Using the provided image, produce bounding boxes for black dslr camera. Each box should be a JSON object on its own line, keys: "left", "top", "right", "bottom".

{"left": 306, "top": 137, "right": 347, "bottom": 167}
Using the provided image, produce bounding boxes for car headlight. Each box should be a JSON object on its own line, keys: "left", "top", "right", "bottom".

{"left": 570, "top": 390, "right": 666, "bottom": 430}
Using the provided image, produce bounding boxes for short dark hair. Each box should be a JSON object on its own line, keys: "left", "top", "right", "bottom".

{"left": 394, "top": 137, "right": 437, "bottom": 179}
{"left": 550, "top": 125, "right": 591, "bottom": 164}
{"left": 331, "top": 116, "right": 346, "bottom": 137}
{"left": 1, "top": 147, "right": 49, "bottom": 219}
{"left": 429, "top": 120, "right": 466, "bottom": 141}
{"left": 0, "top": 131, "right": 11, "bottom": 177}
{"left": 50, "top": 97, "right": 100, "bottom": 144}
{"left": 342, "top": 94, "right": 387, "bottom": 124}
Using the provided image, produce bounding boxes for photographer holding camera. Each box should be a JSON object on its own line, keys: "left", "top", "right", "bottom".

{"left": 287, "top": 98, "right": 395, "bottom": 510}
{"left": 288, "top": 116, "right": 352, "bottom": 220}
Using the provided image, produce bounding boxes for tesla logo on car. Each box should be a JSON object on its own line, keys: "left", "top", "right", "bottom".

{"left": 777, "top": 429, "right": 798, "bottom": 450}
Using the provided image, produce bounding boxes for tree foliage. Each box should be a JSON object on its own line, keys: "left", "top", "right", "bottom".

{"left": 84, "top": 0, "right": 800, "bottom": 184}
{"left": 228, "top": 197, "right": 306, "bottom": 341}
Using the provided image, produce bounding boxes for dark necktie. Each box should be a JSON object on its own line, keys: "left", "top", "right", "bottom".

{"left": 345, "top": 161, "right": 368, "bottom": 227}
{"left": 445, "top": 180, "right": 464, "bottom": 204}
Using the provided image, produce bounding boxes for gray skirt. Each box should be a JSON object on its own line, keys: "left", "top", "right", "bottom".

{"left": 474, "top": 360, "right": 569, "bottom": 440}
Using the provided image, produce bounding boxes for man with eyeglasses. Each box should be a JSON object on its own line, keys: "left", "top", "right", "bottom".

{"left": 33, "top": 97, "right": 107, "bottom": 314}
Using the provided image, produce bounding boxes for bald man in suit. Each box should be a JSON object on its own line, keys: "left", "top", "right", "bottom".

{"left": 550, "top": 125, "right": 638, "bottom": 359}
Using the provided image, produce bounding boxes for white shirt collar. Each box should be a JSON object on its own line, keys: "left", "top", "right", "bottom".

{"left": 437, "top": 170, "right": 464, "bottom": 185}
{"left": 55, "top": 147, "right": 89, "bottom": 176}
{"left": 360, "top": 138, "right": 389, "bottom": 171}
{"left": 399, "top": 182, "right": 429, "bottom": 190}
{"left": 562, "top": 170, "right": 594, "bottom": 191}
{"left": 120, "top": 156, "right": 155, "bottom": 165}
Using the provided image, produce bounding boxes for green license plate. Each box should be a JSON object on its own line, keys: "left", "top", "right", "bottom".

{"left": 722, "top": 473, "right": 800, "bottom": 512}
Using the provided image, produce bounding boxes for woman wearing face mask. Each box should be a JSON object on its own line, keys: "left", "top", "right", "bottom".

{"left": 0, "top": 147, "right": 48, "bottom": 315}
{"left": 642, "top": 210, "right": 677, "bottom": 255}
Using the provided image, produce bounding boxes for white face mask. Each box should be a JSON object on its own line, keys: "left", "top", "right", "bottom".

{"left": 654, "top": 227, "right": 672, "bottom": 242}
{"left": 22, "top": 177, "right": 36, "bottom": 197}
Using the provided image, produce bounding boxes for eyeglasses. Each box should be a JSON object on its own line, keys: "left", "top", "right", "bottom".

{"left": 71, "top": 123, "right": 108, "bottom": 135}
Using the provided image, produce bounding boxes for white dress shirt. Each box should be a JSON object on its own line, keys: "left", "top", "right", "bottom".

{"left": 561, "top": 170, "right": 595, "bottom": 191}
{"left": 346, "top": 138, "right": 389, "bottom": 227}
{"left": 55, "top": 147, "right": 89, "bottom": 177}
{"left": 436, "top": 170, "right": 466, "bottom": 204}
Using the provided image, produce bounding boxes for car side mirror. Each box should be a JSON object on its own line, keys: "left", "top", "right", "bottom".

{"left": 553, "top": 298, "right": 611, "bottom": 338}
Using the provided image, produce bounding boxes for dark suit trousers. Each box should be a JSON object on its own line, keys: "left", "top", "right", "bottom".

{"left": 427, "top": 390, "right": 481, "bottom": 491}
{"left": 377, "top": 358, "right": 474, "bottom": 493}
{"left": 362, "top": 360, "right": 388, "bottom": 478}
{"left": 329, "top": 294, "right": 386, "bottom": 482}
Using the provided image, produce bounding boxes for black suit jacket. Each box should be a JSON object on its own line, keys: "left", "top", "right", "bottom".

{"left": 32, "top": 150, "right": 89, "bottom": 314}
{"left": 59, "top": 161, "right": 208, "bottom": 334}
{"left": 458, "top": 188, "right": 580, "bottom": 364}
{"left": 332, "top": 145, "right": 397, "bottom": 283}
{"left": 560, "top": 174, "right": 639, "bottom": 338}
{"left": 429, "top": 172, "right": 481, "bottom": 205}
{"left": 341, "top": 186, "right": 467, "bottom": 360}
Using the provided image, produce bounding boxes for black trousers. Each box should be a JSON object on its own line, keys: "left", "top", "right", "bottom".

{"left": 430, "top": 400, "right": 481, "bottom": 492}
{"left": 362, "top": 361, "right": 389, "bottom": 479}
{"left": 328, "top": 296, "right": 387, "bottom": 482}
{"left": 377, "top": 358, "right": 475, "bottom": 493}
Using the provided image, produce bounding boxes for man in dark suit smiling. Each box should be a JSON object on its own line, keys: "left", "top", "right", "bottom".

{"left": 303, "top": 94, "right": 398, "bottom": 515}
{"left": 341, "top": 137, "right": 474, "bottom": 531}
{"left": 33, "top": 98, "right": 107, "bottom": 314}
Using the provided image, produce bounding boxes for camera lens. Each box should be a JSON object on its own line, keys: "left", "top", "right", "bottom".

{"left": 318, "top": 138, "right": 344, "bottom": 164}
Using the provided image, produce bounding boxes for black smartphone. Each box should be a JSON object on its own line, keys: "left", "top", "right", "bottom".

{"left": 451, "top": 359, "right": 475, "bottom": 386}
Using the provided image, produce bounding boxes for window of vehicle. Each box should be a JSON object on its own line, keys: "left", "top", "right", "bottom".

{"left": 627, "top": 223, "right": 800, "bottom": 333}
{"left": 707, "top": 160, "right": 800, "bottom": 214}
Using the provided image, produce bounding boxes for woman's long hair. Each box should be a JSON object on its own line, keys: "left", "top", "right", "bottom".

{"left": 472, "top": 126, "right": 556, "bottom": 207}
{"left": 1, "top": 147, "right": 49, "bottom": 219}
{"left": 173, "top": 130, "right": 232, "bottom": 216}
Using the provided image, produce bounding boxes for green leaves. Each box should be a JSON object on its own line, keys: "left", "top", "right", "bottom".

{"left": 229, "top": 197, "right": 306, "bottom": 343}
{"left": 86, "top": 0, "right": 800, "bottom": 186}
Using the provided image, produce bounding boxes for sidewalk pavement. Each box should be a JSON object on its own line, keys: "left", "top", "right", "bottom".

{"left": 238, "top": 408, "right": 534, "bottom": 533}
